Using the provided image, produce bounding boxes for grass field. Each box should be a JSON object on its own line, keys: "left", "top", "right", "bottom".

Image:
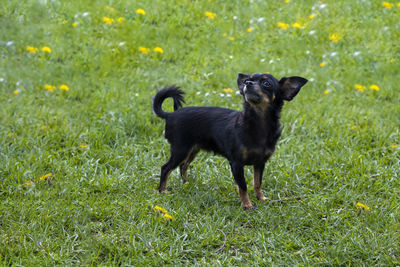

{"left": 1, "top": 0, "right": 400, "bottom": 265}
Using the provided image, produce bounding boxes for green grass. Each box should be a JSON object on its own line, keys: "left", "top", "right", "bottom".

{"left": 1, "top": 0, "right": 399, "bottom": 265}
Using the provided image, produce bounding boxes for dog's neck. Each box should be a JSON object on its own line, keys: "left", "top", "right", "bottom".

{"left": 241, "top": 99, "right": 284, "bottom": 142}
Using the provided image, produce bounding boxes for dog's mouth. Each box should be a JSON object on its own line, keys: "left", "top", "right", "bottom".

{"left": 244, "top": 92, "right": 262, "bottom": 104}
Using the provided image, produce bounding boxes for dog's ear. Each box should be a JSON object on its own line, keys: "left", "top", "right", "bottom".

{"left": 237, "top": 73, "right": 250, "bottom": 95}
{"left": 278, "top": 76, "right": 308, "bottom": 101}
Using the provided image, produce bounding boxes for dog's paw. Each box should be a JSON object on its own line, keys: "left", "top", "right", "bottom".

{"left": 255, "top": 191, "right": 269, "bottom": 202}
{"left": 242, "top": 202, "right": 254, "bottom": 210}
{"left": 257, "top": 195, "right": 269, "bottom": 202}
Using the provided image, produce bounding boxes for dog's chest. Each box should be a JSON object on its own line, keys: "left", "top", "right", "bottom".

{"left": 240, "top": 144, "right": 275, "bottom": 164}
{"left": 240, "top": 124, "right": 282, "bottom": 164}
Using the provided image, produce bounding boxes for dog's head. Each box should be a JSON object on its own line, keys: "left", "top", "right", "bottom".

{"left": 237, "top": 73, "right": 308, "bottom": 107}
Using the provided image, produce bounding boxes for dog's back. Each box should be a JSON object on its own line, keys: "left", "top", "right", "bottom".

{"left": 153, "top": 87, "right": 240, "bottom": 155}
{"left": 164, "top": 106, "right": 239, "bottom": 156}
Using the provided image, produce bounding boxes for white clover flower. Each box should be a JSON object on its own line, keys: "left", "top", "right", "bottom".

{"left": 319, "top": 3, "right": 327, "bottom": 9}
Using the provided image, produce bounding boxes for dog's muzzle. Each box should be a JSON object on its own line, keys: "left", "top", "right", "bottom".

{"left": 244, "top": 85, "right": 262, "bottom": 104}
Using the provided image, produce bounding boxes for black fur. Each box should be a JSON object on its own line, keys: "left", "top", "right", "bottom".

{"left": 153, "top": 85, "right": 185, "bottom": 118}
{"left": 153, "top": 73, "right": 307, "bottom": 209}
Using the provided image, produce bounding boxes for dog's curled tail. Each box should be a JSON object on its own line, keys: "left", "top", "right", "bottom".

{"left": 153, "top": 86, "right": 185, "bottom": 119}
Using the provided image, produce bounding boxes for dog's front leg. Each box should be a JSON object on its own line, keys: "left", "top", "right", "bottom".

{"left": 230, "top": 161, "right": 253, "bottom": 210}
{"left": 253, "top": 164, "right": 268, "bottom": 201}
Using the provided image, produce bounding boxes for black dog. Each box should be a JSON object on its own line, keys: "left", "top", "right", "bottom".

{"left": 153, "top": 73, "right": 307, "bottom": 209}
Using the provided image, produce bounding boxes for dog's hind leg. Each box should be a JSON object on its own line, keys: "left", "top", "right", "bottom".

{"left": 159, "top": 146, "right": 193, "bottom": 193}
{"left": 230, "top": 161, "right": 253, "bottom": 210}
{"left": 179, "top": 146, "right": 200, "bottom": 183}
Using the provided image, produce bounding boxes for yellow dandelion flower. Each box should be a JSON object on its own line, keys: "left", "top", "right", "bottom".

{"left": 39, "top": 173, "right": 53, "bottom": 181}
{"left": 26, "top": 46, "right": 38, "bottom": 54}
{"left": 13, "top": 89, "right": 20, "bottom": 95}
{"left": 285, "top": 0, "right": 290, "bottom": 2}
{"left": 292, "top": 22, "right": 303, "bottom": 29}
{"left": 382, "top": 1, "right": 394, "bottom": 9}
{"left": 136, "top": 8, "right": 146, "bottom": 15}
{"left": 390, "top": 144, "right": 398, "bottom": 149}
{"left": 163, "top": 213, "right": 175, "bottom": 221}
{"left": 329, "top": 33, "right": 342, "bottom": 43}
{"left": 397, "top": 2, "right": 400, "bottom": 7}
{"left": 277, "top": 22, "right": 289, "bottom": 30}
{"left": 356, "top": 202, "right": 370, "bottom": 211}
{"left": 369, "top": 84, "right": 380, "bottom": 91}
{"left": 154, "top": 205, "right": 167, "bottom": 213}
{"left": 223, "top": 88, "right": 233, "bottom": 94}
{"left": 324, "top": 90, "right": 330, "bottom": 94}
{"left": 247, "top": 28, "right": 253, "bottom": 32}
{"left": 228, "top": 36, "right": 235, "bottom": 41}
{"left": 25, "top": 181, "right": 34, "bottom": 186}
{"left": 354, "top": 84, "right": 366, "bottom": 92}
{"left": 72, "top": 22, "right": 78, "bottom": 27}
{"left": 102, "top": 16, "right": 114, "bottom": 25}
{"left": 205, "top": 11, "right": 216, "bottom": 19}
{"left": 309, "top": 14, "right": 315, "bottom": 19}
{"left": 41, "top": 46, "right": 52, "bottom": 53}
{"left": 139, "top": 46, "right": 150, "bottom": 54}
{"left": 59, "top": 84, "right": 70, "bottom": 91}
{"left": 44, "top": 84, "right": 56, "bottom": 92}
{"left": 80, "top": 144, "right": 88, "bottom": 149}
{"left": 117, "top": 17, "right": 124, "bottom": 23}
{"left": 153, "top": 47, "right": 164, "bottom": 53}
{"left": 320, "top": 62, "right": 326, "bottom": 67}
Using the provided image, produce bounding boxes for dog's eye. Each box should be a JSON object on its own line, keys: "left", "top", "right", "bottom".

{"left": 263, "top": 80, "right": 272, "bottom": 88}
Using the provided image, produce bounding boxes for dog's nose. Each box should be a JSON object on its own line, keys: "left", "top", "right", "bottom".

{"left": 245, "top": 80, "right": 254, "bottom": 86}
